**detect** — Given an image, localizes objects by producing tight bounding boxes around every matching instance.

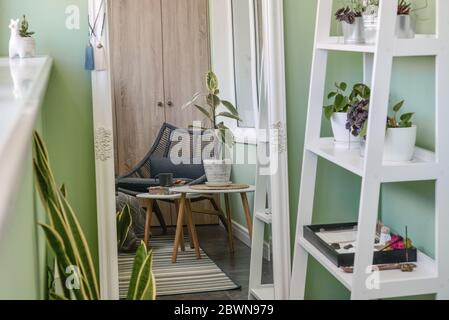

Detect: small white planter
[363,14,378,44]
[331,112,360,147]
[384,126,417,162]
[203,159,232,184]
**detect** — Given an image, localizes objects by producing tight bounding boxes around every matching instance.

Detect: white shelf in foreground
[298,237,439,299]
[249,285,274,300]
[306,138,439,183]
[317,35,441,56]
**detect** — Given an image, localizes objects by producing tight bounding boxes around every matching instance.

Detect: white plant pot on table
[331,112,360,148]
[384,126,417,162]
[203,159,232,185]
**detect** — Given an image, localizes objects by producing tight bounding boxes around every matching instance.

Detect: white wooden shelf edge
[298,237,440,299]
[306,138,439,182]
[317,35,440,56]
[249,285,275,300]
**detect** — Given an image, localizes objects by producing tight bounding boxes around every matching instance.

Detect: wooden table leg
[144,199,154,248]
[174,200,186,252]
[240,193,253,239]
[186,200,201,259]
[224,194,235,253]
[172,194,187,263]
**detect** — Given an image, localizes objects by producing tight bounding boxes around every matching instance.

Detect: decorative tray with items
[304,222,417,270]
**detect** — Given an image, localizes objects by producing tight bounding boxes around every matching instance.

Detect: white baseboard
[222,220,271,262]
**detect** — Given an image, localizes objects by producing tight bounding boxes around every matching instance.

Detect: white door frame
[89,0,289,300]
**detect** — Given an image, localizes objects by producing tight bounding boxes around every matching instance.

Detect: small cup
[158,173,174,187]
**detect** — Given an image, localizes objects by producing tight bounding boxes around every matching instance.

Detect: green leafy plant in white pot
[184,71,241,186]
[324,82,370,147]
[385,100,416,162]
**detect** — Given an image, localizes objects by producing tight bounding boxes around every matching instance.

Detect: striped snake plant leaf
[127,242,156,300]
[58,191,100,299]
[40,224,89,300]
[117,205,132,251]
[33,132,100,300]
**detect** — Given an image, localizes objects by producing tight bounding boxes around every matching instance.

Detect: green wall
[284,0,437,299]
[0,0,97,299]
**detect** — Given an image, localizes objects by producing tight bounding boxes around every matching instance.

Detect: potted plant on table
[385,100,416,162]
[184,71,241,186]
[335,1,365,44]
[8,15,36,58]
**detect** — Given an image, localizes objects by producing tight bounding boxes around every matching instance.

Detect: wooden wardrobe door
[161,0,218,226]
[109,0,166,176]
[161,0,211,128]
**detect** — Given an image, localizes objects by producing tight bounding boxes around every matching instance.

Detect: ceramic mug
[158,173,174,187]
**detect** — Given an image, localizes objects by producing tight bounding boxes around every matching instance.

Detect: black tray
[304,222,417,267]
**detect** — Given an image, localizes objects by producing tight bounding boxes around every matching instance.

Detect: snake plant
[117,205,132,251]
[33,132,155,300]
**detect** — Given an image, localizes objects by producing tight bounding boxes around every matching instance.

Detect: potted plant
[184,71,241,186]
[18,15,36,57]
[324,82,370,147]
[335,1,365,44]
[385,100,416,162]
[346,90,370,156]
[362,0,379,44]
[396,0,428,39]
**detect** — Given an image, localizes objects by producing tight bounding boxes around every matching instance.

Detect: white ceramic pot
[19,37,36,58]
[396,15,415,39]
[384,126,417,162]
[331,112,360,147]
[203,159,232,184]
[341,17,365,44]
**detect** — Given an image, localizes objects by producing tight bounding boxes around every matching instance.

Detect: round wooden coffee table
[137,192,202,263]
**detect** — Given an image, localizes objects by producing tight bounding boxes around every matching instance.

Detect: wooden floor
[157,225,273,300]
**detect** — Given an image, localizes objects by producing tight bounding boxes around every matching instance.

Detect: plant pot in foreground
[203,159,232,185]
[384,126,417,162]
[341,17,365,44]
[331,112,360,148]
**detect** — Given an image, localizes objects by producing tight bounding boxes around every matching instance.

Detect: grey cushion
[149,156,205,180]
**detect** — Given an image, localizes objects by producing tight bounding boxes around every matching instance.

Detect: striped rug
[118,235,240,298]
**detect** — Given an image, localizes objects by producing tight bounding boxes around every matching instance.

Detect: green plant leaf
[221,100,239,116]
[217,112,241,121]
[360,121,368,138]
[206,71,218,92]
[400,112,414,123]
[393,100,405,112]
[127,242,156,300]
[334,94,344,109]
[117,205,132,251]
[339,82,348,91]
[324,105,334,121]
[194,105,213,121]
[328,92,337,99]
[207,94,221,109]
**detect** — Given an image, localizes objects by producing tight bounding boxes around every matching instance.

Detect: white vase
[331,112,360,147]
[384,126,417,162]
[203,159,232,184]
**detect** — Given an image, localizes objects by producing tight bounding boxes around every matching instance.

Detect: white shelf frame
[290,0,449,300]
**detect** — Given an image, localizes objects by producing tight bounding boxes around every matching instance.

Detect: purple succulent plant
[346,99,369,137]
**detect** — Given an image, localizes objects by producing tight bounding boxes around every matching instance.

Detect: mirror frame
[88,0,290,300]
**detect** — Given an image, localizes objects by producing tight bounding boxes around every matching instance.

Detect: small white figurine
[9,17,36,59]
[379,226,392,246]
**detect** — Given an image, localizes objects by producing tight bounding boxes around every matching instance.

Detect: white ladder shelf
[290,0,449,300]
